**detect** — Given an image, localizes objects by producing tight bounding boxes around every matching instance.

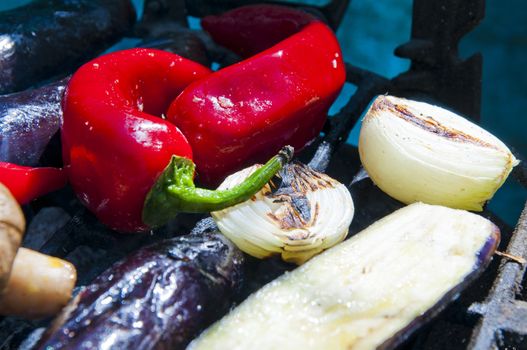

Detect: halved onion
[212,162,354,264]
[359,95,519,211]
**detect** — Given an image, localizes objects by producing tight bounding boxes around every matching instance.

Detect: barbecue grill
[1,0,526,349]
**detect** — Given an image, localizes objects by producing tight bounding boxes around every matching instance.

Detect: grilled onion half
[359,95,519,211]
[212,162,354,264]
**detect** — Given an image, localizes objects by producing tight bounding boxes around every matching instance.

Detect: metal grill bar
[468,201,527,349]
[501,301,527,334]
[4,0,527,349]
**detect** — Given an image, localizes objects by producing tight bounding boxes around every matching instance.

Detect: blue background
[2,0,526,225]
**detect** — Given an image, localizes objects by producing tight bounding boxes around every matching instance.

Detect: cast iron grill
[1,0,526,349]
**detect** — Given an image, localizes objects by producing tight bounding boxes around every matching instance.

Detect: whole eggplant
[0,0,135,94]
[0,78,67,166]
[34,231,244,350]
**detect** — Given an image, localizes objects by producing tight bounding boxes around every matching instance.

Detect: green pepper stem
[142,146,294,228]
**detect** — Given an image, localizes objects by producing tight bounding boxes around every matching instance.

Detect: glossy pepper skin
[201,4,317,58]
[0,162,67,204]
[62,49,211,233]
[62,49,292,233]
[168,12,345,186]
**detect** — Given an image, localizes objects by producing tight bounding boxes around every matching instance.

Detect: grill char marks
[264,162,336,230]
[373,96,498,150]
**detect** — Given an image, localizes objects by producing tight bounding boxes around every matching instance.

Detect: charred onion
[212,162,354,264]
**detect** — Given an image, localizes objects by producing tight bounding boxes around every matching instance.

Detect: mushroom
[0,183,77,319]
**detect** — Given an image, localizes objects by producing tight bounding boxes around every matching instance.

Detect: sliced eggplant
[188,203,499,350]
[34,231,244,350]
[0,0,135,94]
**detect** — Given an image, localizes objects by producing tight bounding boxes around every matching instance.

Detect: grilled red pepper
[0,162,67,204]
[62,48,293,232]
[201,4,318,58]
[63,6,344,232]
[168,5,345,185]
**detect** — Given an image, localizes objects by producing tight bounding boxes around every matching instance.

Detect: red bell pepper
[168,6,345,185]
[62,48,293,232]
[0,162,67,204]
[63,6,343,233]
[201,4,317,58]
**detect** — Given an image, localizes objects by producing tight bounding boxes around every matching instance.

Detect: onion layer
[212,162,354,264]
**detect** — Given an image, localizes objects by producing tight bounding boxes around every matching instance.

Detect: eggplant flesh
[0,78,67,165]
[0,0,135,94]
[188,203,499,350]
[34,232,244,350]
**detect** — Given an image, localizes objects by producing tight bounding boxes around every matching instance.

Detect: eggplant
[34,231,244,350]
[188,203,499,350]
[0,0,135,94]
[0,78,67,165]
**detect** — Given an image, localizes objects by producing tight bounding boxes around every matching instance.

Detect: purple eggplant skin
[0,78,68,166]
[378,229,500,350]
[0,0,135,94]
[34,231,244,350]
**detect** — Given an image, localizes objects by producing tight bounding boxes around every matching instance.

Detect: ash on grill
[1,1,526,350]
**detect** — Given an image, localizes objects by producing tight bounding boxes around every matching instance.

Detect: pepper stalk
[143,146,294,228]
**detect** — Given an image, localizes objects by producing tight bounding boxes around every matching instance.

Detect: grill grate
[468,202,527,349]
[2,0,527,349]
[186,1,527,348]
